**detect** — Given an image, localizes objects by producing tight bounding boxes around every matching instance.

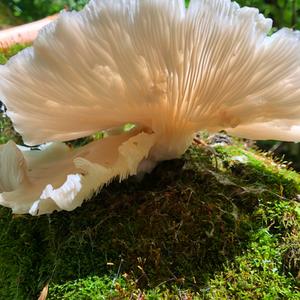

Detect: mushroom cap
[1,0,300,146]
[0,130,155,215]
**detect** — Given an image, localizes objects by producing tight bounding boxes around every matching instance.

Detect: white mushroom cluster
[1,0,300,215]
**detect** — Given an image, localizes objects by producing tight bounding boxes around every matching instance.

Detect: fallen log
[0,15,58,49]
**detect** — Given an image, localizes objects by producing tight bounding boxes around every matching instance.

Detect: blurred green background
[0,0,300,170]
[0,0,299,27]
[0,1,87,24]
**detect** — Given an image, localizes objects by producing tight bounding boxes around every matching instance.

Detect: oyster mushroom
[0,0,300,215]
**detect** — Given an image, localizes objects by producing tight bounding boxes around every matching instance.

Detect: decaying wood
[0,15,57,49]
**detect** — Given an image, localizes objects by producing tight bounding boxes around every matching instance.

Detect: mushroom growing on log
[0,0,300,215]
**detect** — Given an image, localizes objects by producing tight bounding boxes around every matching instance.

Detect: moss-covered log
[0,142,299,299]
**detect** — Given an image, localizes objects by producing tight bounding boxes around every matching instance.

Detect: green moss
[48,276,127,300]
[205,229,298,299]
[0,142,299,299]
[48,275,196,300]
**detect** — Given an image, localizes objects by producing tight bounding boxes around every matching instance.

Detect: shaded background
[1,0,300,27]
[0,0,300,169]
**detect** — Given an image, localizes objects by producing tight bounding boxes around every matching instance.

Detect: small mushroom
[0,0,300,215]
